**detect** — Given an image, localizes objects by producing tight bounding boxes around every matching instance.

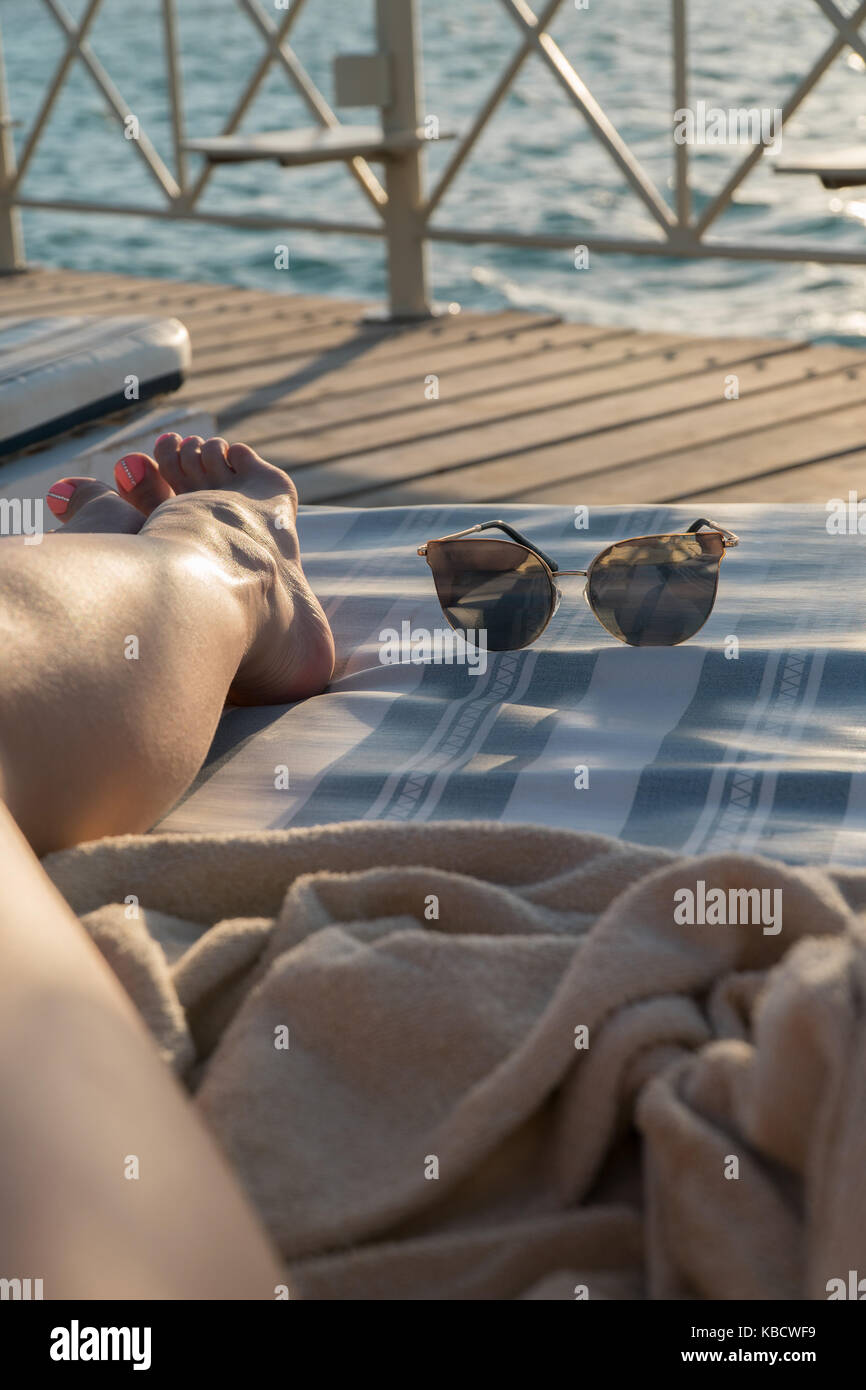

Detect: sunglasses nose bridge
[553,569,588,615]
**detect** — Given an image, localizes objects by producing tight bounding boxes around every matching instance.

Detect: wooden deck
[3,266,866,506]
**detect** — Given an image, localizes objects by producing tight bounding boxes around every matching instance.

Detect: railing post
[161,0,187,196]
[672,0,690,232]
[0,19,25,272]
[375,0,431,319]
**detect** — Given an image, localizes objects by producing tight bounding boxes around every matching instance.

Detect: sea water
[3,0,865,343]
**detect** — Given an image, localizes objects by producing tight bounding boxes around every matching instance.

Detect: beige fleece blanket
[44,820,866,1301]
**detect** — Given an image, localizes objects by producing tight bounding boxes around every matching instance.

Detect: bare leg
[0,435,334,854]
[0,799,286,1299]
[0,437,335,1297]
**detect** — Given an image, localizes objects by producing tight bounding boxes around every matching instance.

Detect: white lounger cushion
[0,402,216,508]
[0,315,191,455]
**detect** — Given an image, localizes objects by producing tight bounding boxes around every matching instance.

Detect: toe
[154,431,186,494]
[114,452,175,516]
[179,434,206,487]
[226,442,298,510]
[45,479,80,520]
[201,436,232,481]
[46,477,145,534]
[226,442,264,475]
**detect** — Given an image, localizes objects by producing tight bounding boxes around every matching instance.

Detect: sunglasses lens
[587,533,724,646]
[427,539,554,650]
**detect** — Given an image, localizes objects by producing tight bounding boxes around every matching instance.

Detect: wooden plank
[0,295,346,341]
[8,268,354,315]
[0,299,355,350]
[1,267,202,294]
[181,311,563,408]
[672,449,866,503]
[196,321,632,404]
[249,336,812,466]
[189,312,490,375]
[175,301,517,353]
[237,331,685,440]
[190,308,559,373]
[161,302,359,352]
[289,345,861,502]
[214,326,634,429]
[5,267,866,505]
[0,266,316,302]
[0,270,222,308]
[506,395,866,505]
[0,273,346,326]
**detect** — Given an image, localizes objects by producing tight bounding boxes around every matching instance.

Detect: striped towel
[158,503,866,867]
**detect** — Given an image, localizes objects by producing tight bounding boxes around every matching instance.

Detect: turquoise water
[3,0,866,343]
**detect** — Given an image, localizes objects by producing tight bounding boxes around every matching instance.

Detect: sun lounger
[774,145,866,188]
[0,312,214,503]
[0,314,192,456]
[159,502,866,869]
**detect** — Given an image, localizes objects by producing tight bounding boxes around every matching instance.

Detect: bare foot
[45,437,334,705]
[116,434,334,705]
[46,477,146,534]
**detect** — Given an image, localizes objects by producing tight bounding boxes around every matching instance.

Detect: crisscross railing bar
[812,0,866,69]
[161,0,186,191]
[500,0,676,231]
[237,0,387,211]
[12,0,103,189]
[186,0,308,207]
[4,1,866,294]
[695,0,866,237]
[27,0,181,200]
[425,0,563,219]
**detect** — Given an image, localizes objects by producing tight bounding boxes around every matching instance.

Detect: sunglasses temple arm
[687,517,740,548]
[472,520,560,572]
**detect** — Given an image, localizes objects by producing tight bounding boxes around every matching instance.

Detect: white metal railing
[1,0,866,319]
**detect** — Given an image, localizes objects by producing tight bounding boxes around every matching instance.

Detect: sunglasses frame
[418,517,740,649]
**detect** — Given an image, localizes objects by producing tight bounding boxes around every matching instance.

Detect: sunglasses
[418,517,740,650]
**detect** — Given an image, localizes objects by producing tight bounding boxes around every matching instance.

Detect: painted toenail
[45,480,77,516]
[154,433,175,449]
[114,455,148,492]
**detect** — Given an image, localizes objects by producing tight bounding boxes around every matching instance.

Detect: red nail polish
[45,480,77,517]
[115,455,147,492]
